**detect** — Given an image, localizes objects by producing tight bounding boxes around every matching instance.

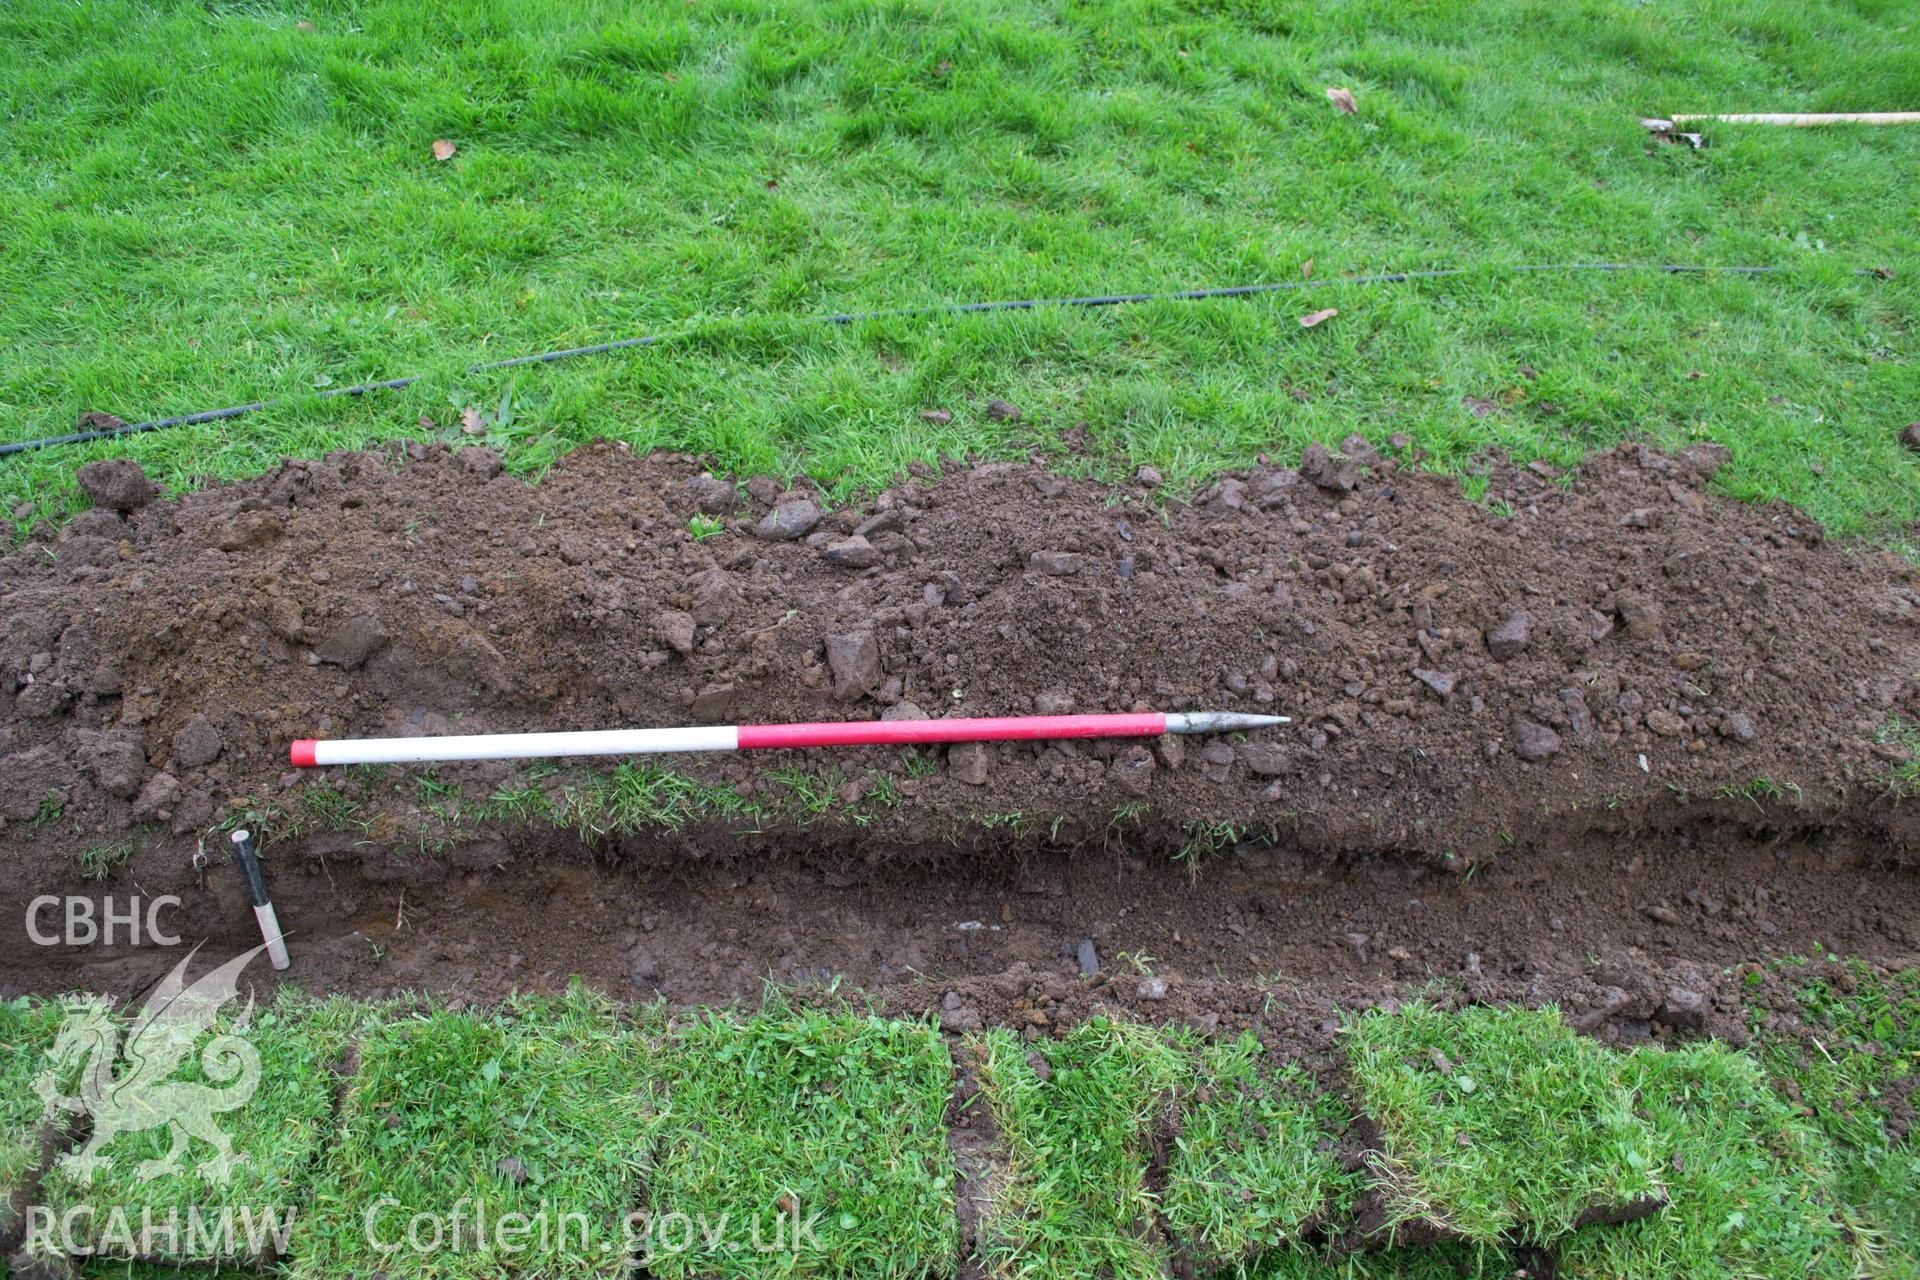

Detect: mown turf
[972,1019,1188,1280]
[2,0,1917,537]
[3,989,1915,1280]
[642,1001,957,1278]
[1741,958,1920,1277]
[32,992,361,1268]
[1162,1033,1357,1268]
[290,989,656,1280]
[0,998,72,1243]
[1555,1042,1851,1280]
[1342,1002,1664,1249]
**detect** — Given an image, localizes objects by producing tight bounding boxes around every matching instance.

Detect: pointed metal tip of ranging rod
[1164,711,1290,735]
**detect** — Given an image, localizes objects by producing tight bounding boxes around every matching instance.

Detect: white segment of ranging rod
[300,725,740,766]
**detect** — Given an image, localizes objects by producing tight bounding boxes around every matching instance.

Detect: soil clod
[75,457,157,512]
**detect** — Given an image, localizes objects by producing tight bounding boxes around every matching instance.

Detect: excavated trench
[6,817,1915,1051]
[3,436,1919,1034]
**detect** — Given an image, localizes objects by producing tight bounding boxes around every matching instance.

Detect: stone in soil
[1486,611,1532,661]
[823,536,882,568]
[654,610,697,656]
[1298,441,1361,491]
[949,742,990,785]
[1512,719,1561,762]
[683,475,739,514]
[825,631,882,701]
[1028,551,1082,576]
[754,499,821,541]
[313,614,390,669]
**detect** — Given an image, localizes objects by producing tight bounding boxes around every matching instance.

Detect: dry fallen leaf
[1298,308,1338,328]
[431,139,456,162]
[295,20,315,31]
[460,406,486,435]
[1301,258,1314,279]
[1326,86,1357,115]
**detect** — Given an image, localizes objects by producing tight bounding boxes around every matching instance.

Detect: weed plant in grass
[1162,1033,1358,1268]
[33,992,364,1268]
[291,988,656,1280]
[973,1018,1188,1280]
[642,1000,957,1280]
[1554,1041,1852,1280]
[1,0,1917,536]
[1342,1002,1663,1249]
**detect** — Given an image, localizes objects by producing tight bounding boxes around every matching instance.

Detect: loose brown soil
[2,437,1918,1033]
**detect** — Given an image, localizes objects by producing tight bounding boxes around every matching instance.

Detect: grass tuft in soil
[1342,1002,1663,1249]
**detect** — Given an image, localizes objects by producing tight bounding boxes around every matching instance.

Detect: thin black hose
[0,261,1819,458]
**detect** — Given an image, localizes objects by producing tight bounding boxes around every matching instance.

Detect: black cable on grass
[0,260,1817,458]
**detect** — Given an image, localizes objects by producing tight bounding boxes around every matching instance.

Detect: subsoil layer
[2,436,1918,1024]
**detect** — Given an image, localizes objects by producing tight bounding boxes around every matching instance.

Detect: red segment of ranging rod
[737,712,1169,749]
[289,711,1285,768]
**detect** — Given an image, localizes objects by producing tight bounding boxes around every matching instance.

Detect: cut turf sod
[1553,1041,1851,1280]
[0,997,84,1256]
[288,988,656,1280]
[1739,958,1920,1277]
[1245,1241,1518,1279]
[970,1018,1188,1280]
[29,991,362,1269]
[641,999,957,1279]
[1341,1002,1664,1250]
[1161,1033,1358,1271]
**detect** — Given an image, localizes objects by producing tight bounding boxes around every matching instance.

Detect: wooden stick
[1647,112,1920,129]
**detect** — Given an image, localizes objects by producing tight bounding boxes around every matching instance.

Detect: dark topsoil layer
[2,436,1919,1018]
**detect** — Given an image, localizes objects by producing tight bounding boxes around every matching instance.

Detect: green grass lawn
[2,0,1917,535]
[1740,959,1920,1277]
[1162,1033,1357,1268]
[1555,1042,1852,1280]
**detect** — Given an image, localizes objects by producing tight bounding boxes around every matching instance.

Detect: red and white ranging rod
[290,711,1287,768]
